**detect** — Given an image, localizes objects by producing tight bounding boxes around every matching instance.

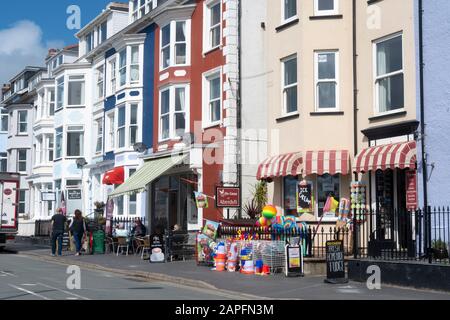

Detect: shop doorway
[168,191,178,230]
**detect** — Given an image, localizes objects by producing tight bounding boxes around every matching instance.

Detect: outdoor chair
[165,231,195,262]
[105,236,118,254]
[135,236,151,260]
[116,237,130,256]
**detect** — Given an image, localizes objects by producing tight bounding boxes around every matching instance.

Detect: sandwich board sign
[285,239,304,277]
[324,240,348,284]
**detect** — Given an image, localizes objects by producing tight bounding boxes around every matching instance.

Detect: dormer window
[132,0,154,22]
[86,31,94,52]
[99,22,107,44]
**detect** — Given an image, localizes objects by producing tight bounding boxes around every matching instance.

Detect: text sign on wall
[41,192,56,202]
[67,189,82,200]
[215,187,240,208]
[325,240,348,284]
[297,182,312,212]
[406,170,417,210]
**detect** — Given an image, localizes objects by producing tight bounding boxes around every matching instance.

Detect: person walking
[51,208,67,256]
[69,209,87,256]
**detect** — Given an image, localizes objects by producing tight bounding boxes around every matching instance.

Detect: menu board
[325,240,348,284]
[406,170,418,210]
[297,182,313,213]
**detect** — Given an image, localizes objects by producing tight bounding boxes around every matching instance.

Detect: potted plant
[94,201,106,221]
[432,239,449,260]
[243,198,261,219]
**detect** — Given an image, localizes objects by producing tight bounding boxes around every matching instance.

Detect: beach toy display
[227,242,239,272]
[262,205,277,219]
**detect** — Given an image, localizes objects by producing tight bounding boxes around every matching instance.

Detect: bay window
[18,110,28,133]
[283,0,297,22]
[315,51,339,110]
[119,49,127,86]
[130,46,140,83]
[129,104,138,146]
[159,85,188,141]
[282,55,298,114]
[55,127,63,159]
[314,0,339,16]
[160,20,190,69]
[109,59,117,94]
[95,118,103,154]
[96,65,104,100]
[0,153,7,172]
[48,89,55,116]
[205,0,221,51]
[117,106,126,148]
[86,32,94,53]
[18,149,27,172]
[68,75,85,107]
[66,126,84,157]
[56,77,64,110]
[1,110,8,132]
[46,134,54,162]
[107,112,115,151]
[375,34,404,113]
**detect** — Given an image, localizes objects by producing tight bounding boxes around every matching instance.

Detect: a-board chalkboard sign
[285,243,304,277]
[297,183,312,212]
[324,240,348,284]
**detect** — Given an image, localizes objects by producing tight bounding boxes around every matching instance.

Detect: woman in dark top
[69,209,86,256]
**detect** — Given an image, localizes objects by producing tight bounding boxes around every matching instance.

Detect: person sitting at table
[131,218,147,237]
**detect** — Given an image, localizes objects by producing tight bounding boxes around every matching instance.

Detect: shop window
[283,176,298,215]
[317,174,340,218]
[129,169,137,215]
[375,34,404,113]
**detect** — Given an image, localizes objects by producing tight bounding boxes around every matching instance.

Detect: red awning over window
[102,166,125,185]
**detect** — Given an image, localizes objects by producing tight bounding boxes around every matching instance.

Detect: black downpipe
[352,0,358,179]
[418,0,430,261]
[237,0,242,219]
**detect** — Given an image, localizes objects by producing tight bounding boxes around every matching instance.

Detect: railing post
[353,209,359,259]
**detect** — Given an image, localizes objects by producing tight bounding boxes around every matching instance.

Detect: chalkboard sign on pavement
[324,240,348,284]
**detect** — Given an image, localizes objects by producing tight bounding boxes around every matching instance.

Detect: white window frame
[158,84,190,142]
[47,88,55,116]
[46,134,54,163]
[17,149,27,173]
[55,127,63,160]
[56,76,64,110]
[281,0,298,23]
[0,152,7,172]
[314,50,339,112]
[281,54,298,115]
[95,118,103,155]
[67,75,85,108]
[96,65,105,101]
[373,32,404,116]
[0,111,8,133]
[129,104,139,146]
[314,0,339,16]
[160,20,191,70]
[203,0,222,54]
[108,57,117,95]
[17,110,28,134]
[130,46,140,84]
[66,125,84,158]
[118,48,127,88]
[202,68,222,128]
[106,111,115,152]
[117,105,126,149]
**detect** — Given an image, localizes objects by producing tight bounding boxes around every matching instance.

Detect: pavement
[3,240,450,300]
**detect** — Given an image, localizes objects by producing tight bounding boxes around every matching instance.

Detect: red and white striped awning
[353,141,417,173]
[304,150,350,176]
[256,152,303,180]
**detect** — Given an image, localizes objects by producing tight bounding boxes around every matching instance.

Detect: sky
[0,0,114,85]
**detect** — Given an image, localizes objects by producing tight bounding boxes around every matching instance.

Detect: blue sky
[0,0,114,85]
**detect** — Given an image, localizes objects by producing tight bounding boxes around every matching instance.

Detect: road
[0,253,248,300]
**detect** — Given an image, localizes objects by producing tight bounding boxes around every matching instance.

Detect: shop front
[257,150,351,222]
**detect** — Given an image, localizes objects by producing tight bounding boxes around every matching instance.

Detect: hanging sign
[405,170,417,210]
[41,192,56,202]
[297,181,313,213]
[324,240,348,284]
[194,192,209,209]
[285,243,304,277]
[215,187,240,208]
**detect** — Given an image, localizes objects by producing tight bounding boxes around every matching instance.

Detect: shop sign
[67,189,82,200]
[215,187,240,208]
[41,192,56,202]
[324,240,348,284]
[406,171,417,210]
[285,242,304,277]
[297,182,313,213]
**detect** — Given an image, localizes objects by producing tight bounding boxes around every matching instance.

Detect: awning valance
[102,166,125,185]
[304,150,350,176]
[108,154,188,198]
[256,152,303,180]
[353,141,417,173]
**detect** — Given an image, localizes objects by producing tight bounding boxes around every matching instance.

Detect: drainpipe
[237,0,243,219]
[418,0,430,261]
[352,0,358,182]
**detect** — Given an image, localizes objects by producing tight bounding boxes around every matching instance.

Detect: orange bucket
[215,258,226,271]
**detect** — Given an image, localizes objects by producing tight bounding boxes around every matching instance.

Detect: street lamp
[76,157,88,169]
[75,157,88,215]
[133,142,147,153]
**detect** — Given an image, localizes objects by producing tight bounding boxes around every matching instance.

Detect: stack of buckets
[214,243,227,272]
[227,242,238,272]
[240,247,254,274]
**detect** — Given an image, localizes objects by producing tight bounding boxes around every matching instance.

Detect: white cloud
[0,20,65,85]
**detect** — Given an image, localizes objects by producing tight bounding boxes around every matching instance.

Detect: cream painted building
[258,0,419,225]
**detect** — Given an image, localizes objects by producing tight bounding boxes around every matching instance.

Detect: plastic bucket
[215,258,226,271]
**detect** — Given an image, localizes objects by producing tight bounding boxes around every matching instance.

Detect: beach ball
[262,205,277,219]
[259,216,268,227]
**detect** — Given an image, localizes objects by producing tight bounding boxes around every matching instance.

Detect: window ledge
[309,15,343,20]
[275,18,299,32]
[369,110,407,122]
[310,111,344,116]
[276,112,300,123]
[367,0,383,5]
[202,121,222,130]
[203,45,222,57]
